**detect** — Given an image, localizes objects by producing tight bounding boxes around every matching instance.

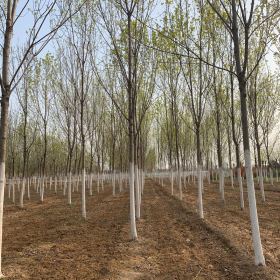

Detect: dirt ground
[1,177,280,279]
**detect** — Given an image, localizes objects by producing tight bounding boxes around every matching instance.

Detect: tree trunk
[68,172,72,205]
[128,13,137,240]
[230,70,244,208]
[0,38,11,275]
[0,87,10,274]
[196,128,204,218]
[238,77,265,265]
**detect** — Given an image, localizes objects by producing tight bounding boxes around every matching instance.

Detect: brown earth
[1,178,280,279]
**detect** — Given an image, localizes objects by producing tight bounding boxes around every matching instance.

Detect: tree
[98,0,156,239]
[16,61,38,207]
[206,0,279,266]
[0,1,87,275]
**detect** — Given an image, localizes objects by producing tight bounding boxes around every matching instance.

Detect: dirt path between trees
[2,179,280,279]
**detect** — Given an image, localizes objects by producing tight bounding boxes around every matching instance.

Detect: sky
[13,1,57,56]
[9,1,59,111]
[12,1,278,67]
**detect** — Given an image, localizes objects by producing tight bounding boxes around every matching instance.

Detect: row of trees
[1,0,280,274]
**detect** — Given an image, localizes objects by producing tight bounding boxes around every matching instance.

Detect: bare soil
[2,178,280,279]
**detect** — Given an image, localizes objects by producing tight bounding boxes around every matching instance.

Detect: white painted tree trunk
[20,179,25,207]
[49,177,52,190]
[112,171,116,196]
[27,178,30,200]
[0,163,5,277]
[259,167,265,202]
[129,163,137,239]
[63,177,67,196]
[244,150,265,265]
[68,172,72,205]
[97,172,100,193]
[54,176,57,194]
[276,168,279,182]
[197,165,204,219]
[40,177,44,202]
[171,170,174,195]
[201,172,204,194]
[12,178,15,204]
[135,165,140,219]
[230,169,234,188]
[237,167,244,210]
[89,174,93,196]
[219,167,225,202]
[141,171,145,194]
[139,169,142,206]
[219,170,221,192]
[81,169,86,219]
[178,168,182,200]
[101,173,104,191]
